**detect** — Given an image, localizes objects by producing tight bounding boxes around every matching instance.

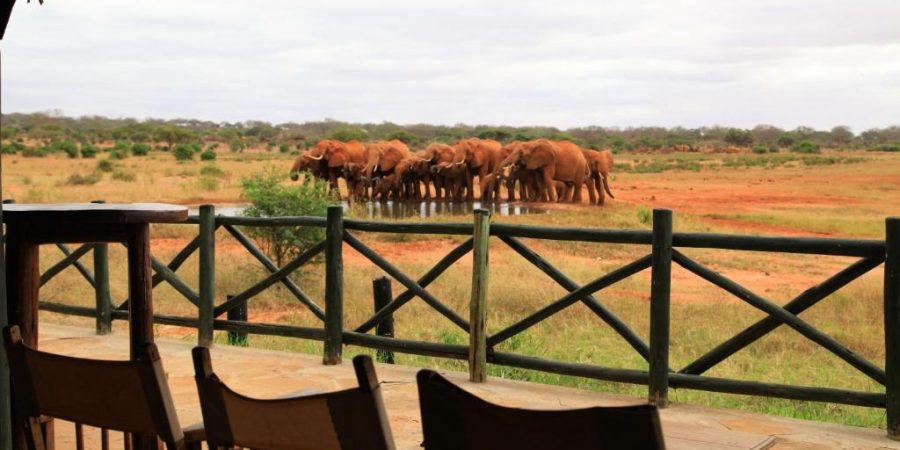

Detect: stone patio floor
[32,324,900,450]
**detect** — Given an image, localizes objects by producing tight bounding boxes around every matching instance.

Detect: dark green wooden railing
[26,203,900,438]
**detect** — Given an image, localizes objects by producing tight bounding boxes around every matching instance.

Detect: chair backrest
[417,369,666,450]
[2,325,185,450]
[192,347,395,450]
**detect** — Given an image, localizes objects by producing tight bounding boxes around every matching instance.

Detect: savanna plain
[7,147,900,429]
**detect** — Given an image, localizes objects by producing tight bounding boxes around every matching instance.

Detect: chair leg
[101,428,110,450]
[75,423,84,450]
[25,417,46,450]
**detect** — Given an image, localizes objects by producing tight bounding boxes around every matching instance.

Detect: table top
[2,203,189,224]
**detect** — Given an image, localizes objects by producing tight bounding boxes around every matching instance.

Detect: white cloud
[1,0,898,130]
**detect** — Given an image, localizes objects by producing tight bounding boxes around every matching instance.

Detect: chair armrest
[183,422,206,447]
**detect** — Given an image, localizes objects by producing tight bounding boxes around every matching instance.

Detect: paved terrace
[35,324,899,450]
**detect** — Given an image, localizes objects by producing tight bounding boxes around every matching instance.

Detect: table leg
[126,224,157,450]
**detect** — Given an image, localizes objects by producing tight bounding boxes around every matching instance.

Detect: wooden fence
[27,203,900,438]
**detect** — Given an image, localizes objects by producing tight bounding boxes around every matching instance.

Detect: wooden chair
[192,347,396,450]
[416,369,666,450]
[2,325,202,450]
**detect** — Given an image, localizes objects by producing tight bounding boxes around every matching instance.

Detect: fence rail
[24,203,900,438]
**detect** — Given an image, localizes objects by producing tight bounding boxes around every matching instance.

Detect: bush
[111,170,136,182]
[2,141,27,154]
[279,144,291,154]
[131,143,150,156]
[200,150,217,161]
[109,150,128,160]
[173,144,194,161]
[81,144,98,158]
[229,139,245,152]
[240,167,335,265]
[97,159,115,172]
[871,143,900,152]
[206,143,220,152]
[66,171,102,185]
[22,147,48,158]
[200,165,226,177]
[752,145,768,154]
[58,140,79,158]
[790,140,820,154]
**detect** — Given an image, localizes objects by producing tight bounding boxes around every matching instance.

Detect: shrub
[111,170,136,182]
[22,147,48,158]
[790,140,820,154]
[66,171,102,185]
[636,205,652,225]
[200,165,226,177]
[229,139,245,152]
[109,150,128,160]
[266,142,276,152]
[97,159,115,172]
[752,145,768,154]
[58,140,79,158]
[206,143,220,152]
[279,144,291,154]
[173,144,194,161]
[200,150,217,161]
[871,143,900,152]
[131,143,150,156]
[240,167,335,265]
[81,144,98,158]
[2,141,27,154]
[190,143,202,153]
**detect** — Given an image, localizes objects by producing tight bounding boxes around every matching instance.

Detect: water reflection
[190,201,545,219]
[353,201,546,219]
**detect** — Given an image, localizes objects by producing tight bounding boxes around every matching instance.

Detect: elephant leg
[596,175,605,206]
[572,179,583,203]
[586,176,597,204]
[543,169,557,203]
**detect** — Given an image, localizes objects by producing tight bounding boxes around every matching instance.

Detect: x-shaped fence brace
[342,230,473,333]
[673,250,887,385]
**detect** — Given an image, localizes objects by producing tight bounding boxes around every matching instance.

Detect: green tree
[240,167,335,265]
[723,128,753,146]
[330,126,368,142]
[830,126,854,146]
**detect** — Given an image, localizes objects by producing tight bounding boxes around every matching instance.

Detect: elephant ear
[525,143,554,170]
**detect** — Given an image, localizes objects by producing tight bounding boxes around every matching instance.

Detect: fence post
[372,277,395,364]
[324,205,344,365]
[885,217,900,439]
[469,208,491,382]
[198,205,215,347]
[225,294,249,346]
[91,201,112,335]
[649,209,673,407]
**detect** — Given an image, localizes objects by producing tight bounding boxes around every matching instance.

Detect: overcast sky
[2,0,899,131]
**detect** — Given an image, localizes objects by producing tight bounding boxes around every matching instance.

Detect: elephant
[581,148,616,205]
[498,139,587,203]
[341,162,368,201]
[289,150,328,182]
[363,140,411,184]
[451,138,503,202]
[431,161,469,202]
[302,139,367,193]
[419,143,456,200]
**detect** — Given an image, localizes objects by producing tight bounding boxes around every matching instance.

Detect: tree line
[2,112,899,157]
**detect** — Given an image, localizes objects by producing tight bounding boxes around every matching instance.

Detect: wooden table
[2,203,188,450]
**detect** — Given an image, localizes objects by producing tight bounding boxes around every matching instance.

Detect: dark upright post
[226,294,249,346]
[886,217,900,439]
[126,223,156,450]
[324,205,344,365]
[372,277,395,364]
[198,205,215,347]
[91,201,111,335]
[470,209,490,382]
[649,209,672,407]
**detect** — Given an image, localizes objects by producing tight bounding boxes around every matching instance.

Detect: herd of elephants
[289,138,615,205]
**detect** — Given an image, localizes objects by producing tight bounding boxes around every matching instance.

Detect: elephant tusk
[423,155,433,162]
[305,153,324,160]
